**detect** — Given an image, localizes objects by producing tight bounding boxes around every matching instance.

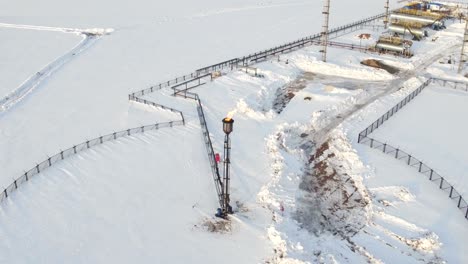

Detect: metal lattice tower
[321,0,331,62]
[384,0,390,29]
[458,19,468,74]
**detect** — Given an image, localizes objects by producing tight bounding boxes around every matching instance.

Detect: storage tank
[389,25,427,38]
[390,13,444,26]
[376,42,407,53]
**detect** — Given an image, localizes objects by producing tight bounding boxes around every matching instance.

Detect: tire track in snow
[0,23,113,114]
[0,22,109,35]
[191,1,310,19]
[0,35,97,112]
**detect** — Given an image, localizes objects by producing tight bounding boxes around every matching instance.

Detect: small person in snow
[279,202,284,216]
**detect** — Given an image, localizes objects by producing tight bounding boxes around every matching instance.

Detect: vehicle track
[0,23,111,114]
[313,42,462,145]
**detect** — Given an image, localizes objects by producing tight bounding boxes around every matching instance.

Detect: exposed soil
[295,139,370,237]
[272,72,315,114]
[361,59,400,74]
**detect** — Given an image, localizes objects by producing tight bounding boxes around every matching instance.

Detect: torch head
[222,117,234,134]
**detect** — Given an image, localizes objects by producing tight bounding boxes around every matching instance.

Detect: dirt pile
[361,59,400,74]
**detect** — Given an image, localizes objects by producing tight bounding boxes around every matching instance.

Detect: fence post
[36,164,40,173]
[113,132,117,139]
[449,186,454,198]
[418,162,422,172]
[141,126,144,132]
[4,189,7,198]
[439,178,444,189]
[48,157,51,166]
[407,155,411,165]
[14,180,17,189]
[100,136,103,144]
[383,143,387,153]
[25,172,28,181]
[86,141,90,148]
[465,208,468,219]
[74,145,77,154]
[127,129,130,136]
[429,169,433,180]
[370,138,374,148]
[60,151,64,160]
[395,149,399,158]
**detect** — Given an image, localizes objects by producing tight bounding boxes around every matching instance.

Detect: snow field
[340,78,468,263]
[0,124,271,263]
[1,1,467,263]
[0,0,392,198]
[0,27,81,99]
[371,84,468,197]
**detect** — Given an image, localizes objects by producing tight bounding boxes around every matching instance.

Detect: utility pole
[458,19,468,74]
[384,0,390,29]
[321,0,331,62]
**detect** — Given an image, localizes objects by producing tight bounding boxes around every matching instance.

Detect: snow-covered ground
[1,0,468,263]
[371,84,468,197]
[0,125,271,263]
[0,27,81,99]
[0,0,390,186]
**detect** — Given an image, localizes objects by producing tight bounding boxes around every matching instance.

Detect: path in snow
[313,42,462,145]
[0,23,112,114]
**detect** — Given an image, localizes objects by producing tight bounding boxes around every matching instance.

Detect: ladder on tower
[321,0,331,62]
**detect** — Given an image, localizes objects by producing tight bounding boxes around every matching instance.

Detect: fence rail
[357,78,468,220]
[0,120,184,204]
[172,73,212,96]
[241,12,385,64]
[431,77,468,92]
[172,84,224,207]
[0,10,394,209]
[136,11,388,95]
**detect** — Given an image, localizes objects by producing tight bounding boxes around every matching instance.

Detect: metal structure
[321,0,331,62]
[390,12,444,26]
[458,19,468,73]
[221,117,234,216]
[389,24,426,39]
[384,0,390,29]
